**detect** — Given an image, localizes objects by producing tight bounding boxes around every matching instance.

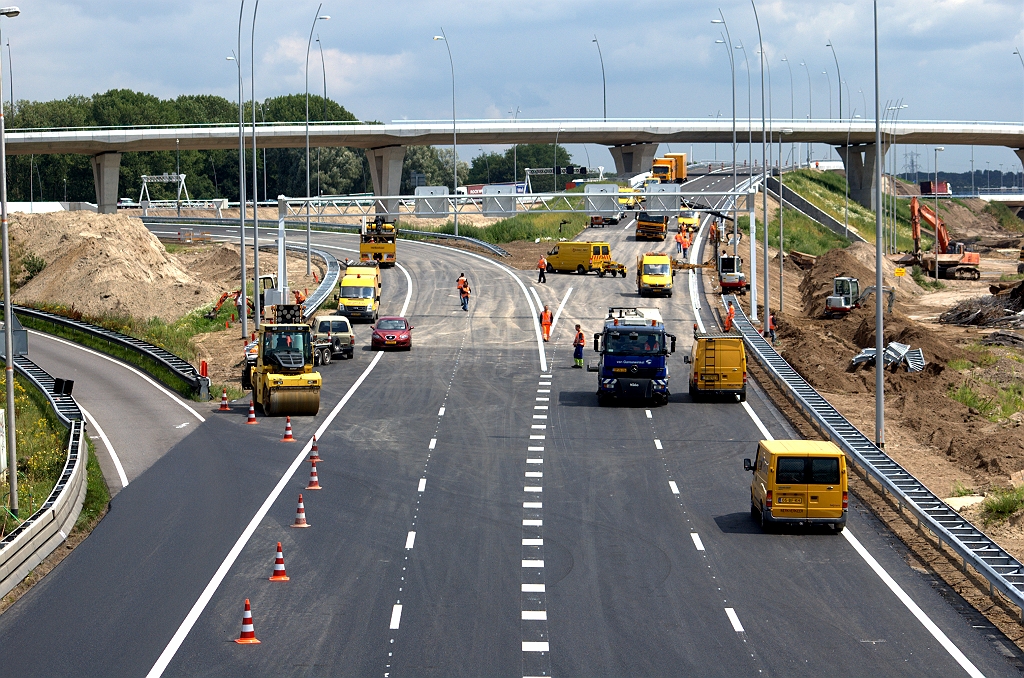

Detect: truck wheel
[547,263,554,273]
[577,265,586,275]
[738,387,747,403]
[750,501,761,526]
[313,350,321,367]
[598,270,606,278]
[597,393,609,407]
[321,348,331,365]
[620,269,627,278]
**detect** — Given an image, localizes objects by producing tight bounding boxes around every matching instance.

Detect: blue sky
[7,0,1024,176]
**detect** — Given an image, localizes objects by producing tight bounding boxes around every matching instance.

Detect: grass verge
[983,201,1024,234]
[949,380,1024,422]
[950,480,977,497]
[408,211,588,243]
[737,207,850,257]
[982,486,1024,524]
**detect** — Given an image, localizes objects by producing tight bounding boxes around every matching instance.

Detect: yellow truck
[635,212,668,241]
[744,440,848,532]
[683,330,747,401]
[336,269,380,322]
[636,252,674,297]
[678,209,700,234]
[360,216,397,266]
[650,153,688,184]
[545,241,626,277]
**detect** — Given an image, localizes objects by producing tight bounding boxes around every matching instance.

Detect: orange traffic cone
[306,460,322,490]
[219,388,230,411]
[268,542,290,581]
[246,400,258,425]
[309,435,321,463]
[291,493,310,528]
[281,416,295,442]
[234,599,261,644]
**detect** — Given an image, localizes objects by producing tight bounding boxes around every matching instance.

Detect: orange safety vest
[538,258,547,270]
[574,331,585,347]
[674,233,683,244]
[768,314,776,330]
[540,310,553,326]
[682,236,691,248]
[727,306,736,321]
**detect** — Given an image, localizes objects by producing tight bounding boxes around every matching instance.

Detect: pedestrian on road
[540,305,553,341]
[766,310,777,346]
[681,233,691,259]
[674,231,684,254]
[572,324,586,368]
[724,301,736,332]
[537,256,547,284]
[457,274,471,312]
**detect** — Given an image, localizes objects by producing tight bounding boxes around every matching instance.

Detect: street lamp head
[433,35,445,41]
[715,39,725,44]
[936,147,945,152]
[318,15,330,20]
[711,19,724,24]
[0,7,19,17]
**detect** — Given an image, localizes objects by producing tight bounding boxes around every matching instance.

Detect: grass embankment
[408,211,588,244]
[947,345,1024,423]
[20,301,239,400]
[736,207,850,257]
[983,201,1024,233]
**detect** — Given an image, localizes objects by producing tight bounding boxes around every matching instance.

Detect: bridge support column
[365,146,406,222]
[835,143,887,211]
[608,143,659,176]
[90,152,122,214]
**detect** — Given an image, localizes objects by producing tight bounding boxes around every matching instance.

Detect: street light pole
[434,30,458,236]
[0,6,19,518]
[232,2,247,342]
[1013,48,1024,125]
[845,112,860,239]
[826,40,842,125]
[509,106,520,184]
[737,42,752,185]
[305,5,329,276]
[250,0,261,330]
[712,11,737,220]
[751,0,766,322]
[592,35,606,121]
[800,60,812,165]
[822,69,832,159]
[934,146,944,281]
[873,0,884,449]
[316,35,327,205]
[782,55,795,168]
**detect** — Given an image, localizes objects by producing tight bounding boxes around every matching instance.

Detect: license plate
[777,496,803,504]
[702,374,719,381]
[386,340,397,345]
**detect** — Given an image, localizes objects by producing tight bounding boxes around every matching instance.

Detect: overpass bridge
[7,117,1023,214]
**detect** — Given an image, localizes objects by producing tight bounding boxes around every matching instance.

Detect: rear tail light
[842,491,848,509]
[350,336,355,345]
[765,490,773,508]
[743,371,748,384]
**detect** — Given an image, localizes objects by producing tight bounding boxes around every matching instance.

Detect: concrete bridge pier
[364,146,406,222]
[91,152,123,214]
[608,143,659,176]
[835,143,887,211]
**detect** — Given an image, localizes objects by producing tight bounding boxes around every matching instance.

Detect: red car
[371,316,414,350]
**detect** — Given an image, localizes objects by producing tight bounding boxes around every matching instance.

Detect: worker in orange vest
[537,256,547,284]
[457,273,471,311]
[572,324,586,368]
[674,231,684,254]
[766,310,777,346]
[540,305,553,341]
[724,301,736,332]
[681,232,691,259]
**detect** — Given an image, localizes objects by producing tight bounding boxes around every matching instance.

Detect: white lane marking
[534,405,548,410]
[528,446,544,451]
[549,286,573,335]
[80,405,129,488]
[539,381,551,386]
[527,458,543,464]
[428,438,436,450]
[522,560,545,567]
[390,604,403,630]
[29,331,205,423]
[522,583,545,592]
[523,502,542,509]
[530,286,544,312]
[540,374,551,378]
[438,406,445,416]
[146,349,392,678]
[530,434,545,439]
[724,608,744,633]
[523,641,550,652]
[417,478,427,492]
[525,471,543,478]
[536,397,549,402]
[742,401,774,440]
[522,610,548,620]
[691,533,706,551]
[523,519,543,526]
[533,415,548,420]
[524,486,543,493]
[405,531,416,549]
[645,409,652,419]
[842,529,985,678]
[531,425,546,430]
[523,538,543,545]
[654,439,663,450]
[669,480,680,495]
[537,389,550,394]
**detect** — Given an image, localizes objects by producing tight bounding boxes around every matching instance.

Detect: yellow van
[546,241,614,275]
[744,440,848,532]
[344,263,381,295]
[636,252,673,297]
[684,331,747,401]
[337,273,379,323]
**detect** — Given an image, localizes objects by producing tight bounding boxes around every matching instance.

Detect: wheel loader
[245,313,322,416]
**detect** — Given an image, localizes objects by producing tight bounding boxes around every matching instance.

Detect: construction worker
[724,301,736,332]
[457,273,471,312]
[537,256,547,284]
[681,232,691,259]
[572,324,586,368]
[766,310,777,346]
[674,230,684,254]
[540,305,553,342]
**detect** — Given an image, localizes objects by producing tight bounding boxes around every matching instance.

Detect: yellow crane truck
[243,304,322,416]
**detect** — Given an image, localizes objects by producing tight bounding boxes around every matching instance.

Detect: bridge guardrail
[0,357,87,600]
[724,293,1024,615]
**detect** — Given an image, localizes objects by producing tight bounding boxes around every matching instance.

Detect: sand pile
[9,211,218,322]
[799,244,922,318]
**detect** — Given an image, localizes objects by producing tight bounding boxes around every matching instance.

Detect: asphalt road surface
[0,171,1020,677]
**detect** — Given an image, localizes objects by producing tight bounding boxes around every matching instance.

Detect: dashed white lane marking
[645,409,652,418]
[522,611,548,620]
[741,401,773,440]
[525,486,543,493]
[527,459,543,464]
[428,438,436,450]
[522,583,545,592]
[691,533,706,551]
[669,480,680,495]
[654,439,663,450]
[536,397,549,402]
[438,406,445,416]
[390,604,403,630]
[528,446,544,451]
[533,415,548,420]
[531,425,546,430]
[537,389,550,394]
[523,519,543,526]
[526,471,543,478]
[534,405,548,410]
[405,531,416,549]
[539,381,551,386]
[417,478,427,492]
[522,559,545,567]
[523,642,550,652]
[530,434,545,439]
[724,608,744,633]
[523,503,542,510]
[523,538,543,545]
[80,405,129,488]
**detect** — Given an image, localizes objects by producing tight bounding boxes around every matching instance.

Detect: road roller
[247,323,322,416]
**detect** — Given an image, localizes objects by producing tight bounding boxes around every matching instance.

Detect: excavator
[824,277,895,318]
[908,196,981,280]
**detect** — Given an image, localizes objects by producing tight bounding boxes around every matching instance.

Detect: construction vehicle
[636,212,669,241]
[360,216,397,266]
[824,277,895,318]
[650,153,688,184]
[684,326,747,402]
[244,304,322,416]
[636,252,674,297]
[545,241,627,277]
[908,196,981,280]
[718,255,750,294]
[618,187,643,210]
[588,307,676,406]
[678,209,700,234]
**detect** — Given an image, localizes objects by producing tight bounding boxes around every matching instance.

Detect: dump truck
[636,212,669,241]
[650,153,688,184]
[244,304,322,416]
[907,196,980,279]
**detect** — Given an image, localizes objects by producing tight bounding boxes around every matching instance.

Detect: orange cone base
[290,523,310,528]
[305,483,321,491]
[235,638,261,644]
[281,436,296,442]
[269,574,290,581]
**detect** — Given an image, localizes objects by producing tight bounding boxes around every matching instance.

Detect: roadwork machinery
[907,196,981,280]
[824,277,895,318]
[243,304,322,416]
[361,215,397,266]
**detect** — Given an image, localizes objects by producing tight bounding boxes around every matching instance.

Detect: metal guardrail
[724,294,1024,615]
[401,230,510,257]
[0,357,87,600]
[256,244,340,321]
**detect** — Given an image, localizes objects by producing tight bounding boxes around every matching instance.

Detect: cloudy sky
[7,0,1024,176]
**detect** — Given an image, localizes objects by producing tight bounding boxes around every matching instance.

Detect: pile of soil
[798,243,917,318]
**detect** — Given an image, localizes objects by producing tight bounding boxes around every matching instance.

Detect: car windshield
[681,210,696,220]
[263,330,312,364]
[604,330,663,354]
[644,264,670,276]
[331,320,348,332]
[341,286,373,298]
[377,319,407,331]
[317,321,331,333]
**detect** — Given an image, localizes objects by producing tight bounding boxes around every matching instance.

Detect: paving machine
[244,304,322,416]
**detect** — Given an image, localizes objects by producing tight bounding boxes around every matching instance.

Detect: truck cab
[825,276,860,317]
[589,307,676,406]
[636,212,668,241]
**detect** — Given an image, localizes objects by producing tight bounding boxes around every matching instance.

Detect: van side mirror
[683,355,690,364]
[743,458,753,472]
[593,334,600,352]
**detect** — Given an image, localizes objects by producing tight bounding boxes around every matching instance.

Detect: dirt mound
[800,244,924,317]
[10,211,217,322]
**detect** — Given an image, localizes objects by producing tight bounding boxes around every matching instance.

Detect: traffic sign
[894,267,906,277]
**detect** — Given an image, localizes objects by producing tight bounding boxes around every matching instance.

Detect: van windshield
[341,286,373,298]
[644,263,670,276]
[604,331,663,354]
[775,457,840,484]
